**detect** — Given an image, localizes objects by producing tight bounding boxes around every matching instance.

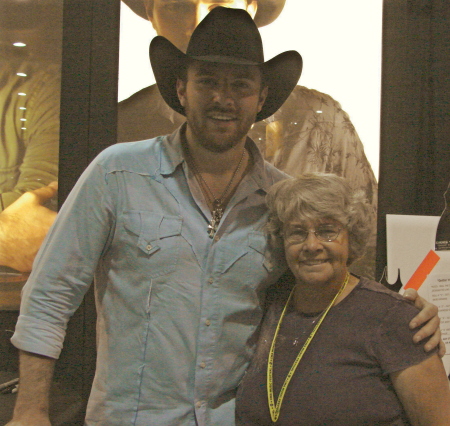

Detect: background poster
[118,0,383,178]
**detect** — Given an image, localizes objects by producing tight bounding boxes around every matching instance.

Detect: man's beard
[184,103,257,153]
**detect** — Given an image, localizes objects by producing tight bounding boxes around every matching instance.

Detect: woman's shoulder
[358,276,408,299]
[350,276,419,316]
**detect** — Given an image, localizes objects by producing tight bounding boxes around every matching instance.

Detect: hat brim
[150,35,302,122]
[122,0,286,28]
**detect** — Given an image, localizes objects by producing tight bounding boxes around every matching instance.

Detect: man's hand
[403,288,445,357]
[0,182,58,272]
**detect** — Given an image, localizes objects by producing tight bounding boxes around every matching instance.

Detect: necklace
[267,272,350,423]
[186,144,246,238]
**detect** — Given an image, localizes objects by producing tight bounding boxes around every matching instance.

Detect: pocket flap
[123,211,182,255]
[159,216,183,239]
[248,231,266,255]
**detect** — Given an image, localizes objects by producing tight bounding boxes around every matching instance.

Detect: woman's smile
[284,219,349,287]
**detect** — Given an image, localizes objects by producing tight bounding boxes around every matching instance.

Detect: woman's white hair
[266,173,373,265]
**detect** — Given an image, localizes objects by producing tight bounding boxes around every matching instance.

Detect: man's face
[147,0,257,52]
[177,60,267,153]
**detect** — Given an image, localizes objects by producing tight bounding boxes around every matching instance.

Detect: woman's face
[283,219,349,288]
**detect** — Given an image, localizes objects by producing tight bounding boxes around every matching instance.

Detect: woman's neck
[292,273,358,314]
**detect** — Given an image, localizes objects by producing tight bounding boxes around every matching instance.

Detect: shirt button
[146,244,152,251]
[205,319,211,326]
[199,362,206,368]
[208,278,213,285]
[196,401,203,408]
[214,235,220,242]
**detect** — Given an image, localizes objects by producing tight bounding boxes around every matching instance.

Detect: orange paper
[404,250,440,291]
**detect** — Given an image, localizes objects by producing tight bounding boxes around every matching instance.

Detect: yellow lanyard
[267,273,350,423]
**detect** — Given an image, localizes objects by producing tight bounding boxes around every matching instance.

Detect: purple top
[236,276,436,425]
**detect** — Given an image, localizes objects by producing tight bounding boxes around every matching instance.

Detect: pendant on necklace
[208,202,224,238]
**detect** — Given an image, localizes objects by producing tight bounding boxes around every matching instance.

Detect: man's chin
[199,130,246,153]
[202,140,240,154]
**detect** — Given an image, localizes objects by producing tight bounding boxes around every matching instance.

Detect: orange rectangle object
[404,250,440,290]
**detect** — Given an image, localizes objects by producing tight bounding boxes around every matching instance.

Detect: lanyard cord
[267,272,350,423]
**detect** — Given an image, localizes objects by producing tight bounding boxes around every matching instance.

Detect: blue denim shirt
[12,126,288,425]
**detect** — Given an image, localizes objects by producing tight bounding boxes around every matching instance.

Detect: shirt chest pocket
[248,231,277,274]
[122,210,182,278]
[221,231,285,286]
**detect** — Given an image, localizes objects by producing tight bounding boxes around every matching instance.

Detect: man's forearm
[0,214,18,268]
[7,350,55,425]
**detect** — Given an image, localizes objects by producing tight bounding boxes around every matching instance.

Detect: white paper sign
[386,215,450,375]
[427,273,450,375]
[386,215,440,285]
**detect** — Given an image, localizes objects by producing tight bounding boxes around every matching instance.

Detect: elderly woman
[236,174,450,425]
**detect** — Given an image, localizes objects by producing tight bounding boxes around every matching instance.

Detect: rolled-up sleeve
[11,152,116,359]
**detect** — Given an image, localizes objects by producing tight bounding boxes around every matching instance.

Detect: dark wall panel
[56,0,120,422]
[377,0,450,279]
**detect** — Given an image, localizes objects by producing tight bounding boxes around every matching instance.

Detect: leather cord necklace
[267,272,350,422]
[185,144,247,238]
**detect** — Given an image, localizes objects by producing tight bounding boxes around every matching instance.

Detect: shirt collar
[159,124,186,176]
[159,123,277,193]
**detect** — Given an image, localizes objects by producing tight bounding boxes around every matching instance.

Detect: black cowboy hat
[149,6,302,122]
[122,0,286,28]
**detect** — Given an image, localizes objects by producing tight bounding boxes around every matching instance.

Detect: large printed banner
[118,0,383,178]
[0,1,62,310]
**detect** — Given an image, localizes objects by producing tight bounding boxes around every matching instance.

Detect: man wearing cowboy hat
[6,7,440,426]
[118,0,378,279]
[7,8,301,426]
